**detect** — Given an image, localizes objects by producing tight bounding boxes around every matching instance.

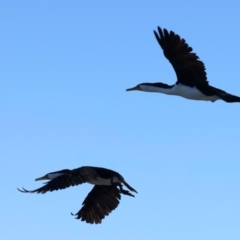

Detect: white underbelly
[171,84,219,101]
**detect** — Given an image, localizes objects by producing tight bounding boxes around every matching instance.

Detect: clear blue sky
[1,1,240,240]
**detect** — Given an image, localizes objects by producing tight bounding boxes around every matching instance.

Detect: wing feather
[72,185,121,224]
[154,27,208,86]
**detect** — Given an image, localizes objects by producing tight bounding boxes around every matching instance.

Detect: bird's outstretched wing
[71,185,122,224]
[17,167,98,194]
[154,27,208,86]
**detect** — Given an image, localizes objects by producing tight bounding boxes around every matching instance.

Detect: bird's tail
[218,93,240,103]
[208,85,240,103]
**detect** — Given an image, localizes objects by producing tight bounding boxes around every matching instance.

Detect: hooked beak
[126,85,141,91]
[35,174,50,181]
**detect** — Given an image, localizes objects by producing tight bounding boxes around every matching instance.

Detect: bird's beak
[35,174,50,181]
[126,85,141,91]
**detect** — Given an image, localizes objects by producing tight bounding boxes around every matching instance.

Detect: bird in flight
[18,166,137,224]
[126,26,240,103]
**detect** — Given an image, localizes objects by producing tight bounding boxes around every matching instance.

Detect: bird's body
[138,83,219,101]
[18,166,137,224]
[126,27,240,103]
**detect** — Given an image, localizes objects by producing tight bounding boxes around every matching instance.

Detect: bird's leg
[111,179,135,197]
[110,178,134,196]
[120,189,135,197]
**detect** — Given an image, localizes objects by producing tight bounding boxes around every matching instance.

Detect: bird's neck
[140,84,174,95]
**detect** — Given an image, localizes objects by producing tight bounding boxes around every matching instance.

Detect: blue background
[1,1,240,239]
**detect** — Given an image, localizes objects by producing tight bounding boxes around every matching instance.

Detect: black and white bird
[126,26,240,103]
[18,166,137,224]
